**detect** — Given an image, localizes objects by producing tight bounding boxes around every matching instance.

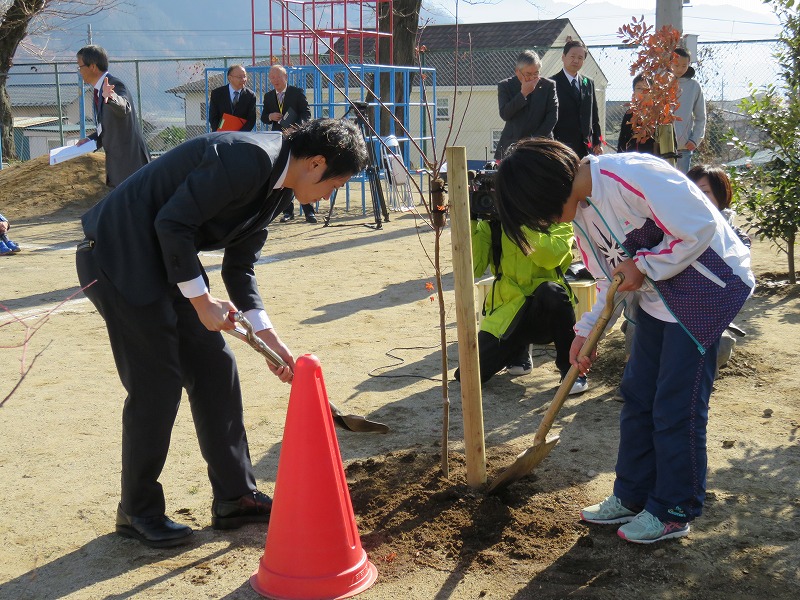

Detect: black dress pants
[478,281,576,384]
[76,247,257,517]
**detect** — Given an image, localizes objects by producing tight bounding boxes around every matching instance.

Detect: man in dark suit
[494,50,558,160]
[76,45,150,188]
[551,39,604,158]
[75,119,368,548]
[208,64,257,132]
[260,65,316,223]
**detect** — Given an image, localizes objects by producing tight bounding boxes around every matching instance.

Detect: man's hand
[0,221,7,234]
[189,293,237,332]
[520,77,538,97]
[592,144,604,155]
[76,138,91,146]
[268,112,282,123]
[255,328,295,383]
[613,259,645,292]
[101,76,114,103]
[569,335,595,375]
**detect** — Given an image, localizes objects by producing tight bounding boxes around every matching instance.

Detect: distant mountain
[16,0,780,63]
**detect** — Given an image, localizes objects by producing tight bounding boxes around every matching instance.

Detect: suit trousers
[614,308,719,523]
[477,281,575,384]
[76,246,257,517]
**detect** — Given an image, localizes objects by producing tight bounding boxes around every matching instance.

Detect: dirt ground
[1,155,799,599]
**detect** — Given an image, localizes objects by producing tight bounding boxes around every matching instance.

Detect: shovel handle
[531,273,624,445]
[226,311,289,371]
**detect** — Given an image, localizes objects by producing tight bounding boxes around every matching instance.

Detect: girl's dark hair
[673,47,691,60]
[286,118,369,180]
[687,164,733,210]
[495,138,580,253]
[632,73,652,89]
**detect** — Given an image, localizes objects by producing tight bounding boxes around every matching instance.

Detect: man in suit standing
[494,50,558,160]
[261,65,316,223]
[551,39,604,158]
[76,45,150,188]
[75,119,368,548]
[208,64,257,132]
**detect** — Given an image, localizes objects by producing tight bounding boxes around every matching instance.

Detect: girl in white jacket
[494,138,754,544]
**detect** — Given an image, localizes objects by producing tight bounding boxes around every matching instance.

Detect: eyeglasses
[77,64,87,71]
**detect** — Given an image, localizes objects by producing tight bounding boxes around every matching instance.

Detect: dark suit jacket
[88,74,150,187]
[260,85,311,131]
[81,131,293,308]
[209,85,257,132]
[494,76,558,160]
[551,70,602,158]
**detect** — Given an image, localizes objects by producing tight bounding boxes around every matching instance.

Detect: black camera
[469,161,498,218]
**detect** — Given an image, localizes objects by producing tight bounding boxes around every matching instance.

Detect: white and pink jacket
[572,153,755,354]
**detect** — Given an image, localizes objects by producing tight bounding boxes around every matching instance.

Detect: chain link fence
[3,39,780,168]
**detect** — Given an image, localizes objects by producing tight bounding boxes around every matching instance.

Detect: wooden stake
[446,146,486,488]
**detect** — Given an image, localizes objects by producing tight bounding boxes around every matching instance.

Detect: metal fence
[3,39,780,167]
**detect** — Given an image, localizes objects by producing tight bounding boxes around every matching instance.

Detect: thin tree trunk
[789,232,796,284]
[435,228,449,478]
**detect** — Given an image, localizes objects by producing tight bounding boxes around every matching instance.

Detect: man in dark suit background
[494,50,558,160]
[551,39,604,158]
[208,64,257,132]
[76,45,150,188]
[75,119,368,548]
[260,64,316,223]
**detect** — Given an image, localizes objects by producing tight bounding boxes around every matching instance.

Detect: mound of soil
[0,153,108,220]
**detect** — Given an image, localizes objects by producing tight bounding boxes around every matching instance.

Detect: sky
[427,0,782,44]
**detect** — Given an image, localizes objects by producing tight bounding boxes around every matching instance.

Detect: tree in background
[617,17,681,164]
[0,0,122,160]
[732,0,800,283]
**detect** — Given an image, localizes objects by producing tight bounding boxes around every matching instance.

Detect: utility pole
[656,0,683,34]
[87,24,93,45]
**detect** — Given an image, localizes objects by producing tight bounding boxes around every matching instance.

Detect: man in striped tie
[261,65,315,223]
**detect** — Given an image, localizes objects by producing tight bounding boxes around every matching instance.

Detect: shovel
[488,273,625,493]
[225,311,390,434]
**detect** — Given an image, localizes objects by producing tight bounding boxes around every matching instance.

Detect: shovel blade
[329,401,390,433]
[487,435,560,494]
[332,412,390,433]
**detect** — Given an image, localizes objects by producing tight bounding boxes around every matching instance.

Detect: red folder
[218,113,247,131]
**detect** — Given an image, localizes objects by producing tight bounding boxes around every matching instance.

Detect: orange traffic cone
[250,354,378,600]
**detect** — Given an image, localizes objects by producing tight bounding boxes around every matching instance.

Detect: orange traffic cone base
[250,555,377,600]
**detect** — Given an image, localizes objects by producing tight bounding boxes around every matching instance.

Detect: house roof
[418,19,569,52]
[8,83,85,107]
[12,116,60,129]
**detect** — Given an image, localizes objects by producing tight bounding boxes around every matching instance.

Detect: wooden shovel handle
[531,273,624,445]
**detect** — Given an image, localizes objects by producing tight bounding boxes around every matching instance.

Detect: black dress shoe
[305,214,318,224]
[115,505,193,548]
[211,490,272,530]
[279,214,294,223]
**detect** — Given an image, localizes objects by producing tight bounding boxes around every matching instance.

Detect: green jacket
[472,220,575,338]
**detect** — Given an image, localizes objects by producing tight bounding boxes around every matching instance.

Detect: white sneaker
[580,495,637,524]
[506,354,533,376]
[560,375,588,395]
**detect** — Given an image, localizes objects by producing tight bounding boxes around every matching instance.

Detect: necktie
[572,78,581,101]
[93,88,100,122]
[277,91,285,109]
[232,90,240,109]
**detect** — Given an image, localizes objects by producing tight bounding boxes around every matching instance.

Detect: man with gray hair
[76,44,150,188]
[494,50,558,160]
